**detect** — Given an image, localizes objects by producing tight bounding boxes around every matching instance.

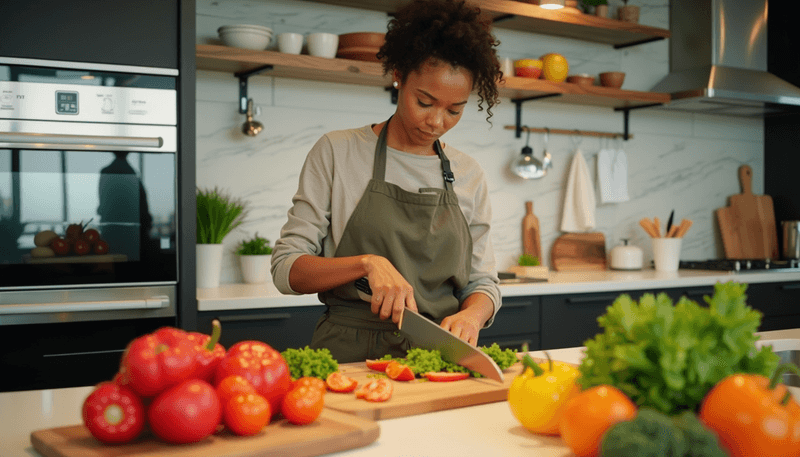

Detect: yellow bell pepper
[508,351,581,435]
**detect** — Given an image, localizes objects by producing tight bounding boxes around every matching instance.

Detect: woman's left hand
[440,309,483,346]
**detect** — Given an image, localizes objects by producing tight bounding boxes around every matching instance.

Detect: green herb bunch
[281,346,339,380]
[196,187,248,244]
[517,254,540,266]
[236,233,273,256]
[578,282,779,415]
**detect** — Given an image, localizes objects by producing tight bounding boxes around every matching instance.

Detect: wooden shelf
[308,0,670,48]
[196,45,669,110]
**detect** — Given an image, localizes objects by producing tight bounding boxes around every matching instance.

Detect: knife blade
[354,277,504,382]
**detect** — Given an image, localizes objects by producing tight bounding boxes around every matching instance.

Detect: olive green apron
[309,118,473,363]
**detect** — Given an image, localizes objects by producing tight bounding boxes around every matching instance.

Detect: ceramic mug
[307,32,338,58]
[278,32,303,55]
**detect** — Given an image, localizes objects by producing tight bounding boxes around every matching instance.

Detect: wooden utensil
[522,201,542,261]
[31,409,379,457]
[716,165,778,259]
[550,232,607,271]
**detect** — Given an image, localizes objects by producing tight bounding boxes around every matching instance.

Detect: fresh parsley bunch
[578,281,779,415]
[281,346,339,380]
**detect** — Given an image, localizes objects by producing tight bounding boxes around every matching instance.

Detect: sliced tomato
[355,378,393,402]
[385,360,415,381]
[365,359,392,372]
[424,372,470,382]
[325,372,358,393]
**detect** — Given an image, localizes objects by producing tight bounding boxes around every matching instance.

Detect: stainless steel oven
[0,58,181,391]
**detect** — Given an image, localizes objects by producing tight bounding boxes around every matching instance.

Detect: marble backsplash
[195,0,764,285]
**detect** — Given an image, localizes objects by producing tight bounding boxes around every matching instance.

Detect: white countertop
[198,268,800,311]
[5,328,799,457]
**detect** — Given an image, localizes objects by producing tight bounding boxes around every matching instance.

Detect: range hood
[651,0,800,116]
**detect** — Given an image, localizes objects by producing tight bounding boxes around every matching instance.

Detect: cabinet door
[478,296,541,351]
[745,282,800,331]
[198,306,325,352]
[541,292,623,350]
[0,0,179,68]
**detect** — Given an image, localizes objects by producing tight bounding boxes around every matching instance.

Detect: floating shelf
[307,0,670,48]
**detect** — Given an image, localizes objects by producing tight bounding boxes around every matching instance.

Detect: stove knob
[746,260,752,270]
[734,260,741,271]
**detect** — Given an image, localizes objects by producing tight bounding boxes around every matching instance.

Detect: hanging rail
[503,125,632,140]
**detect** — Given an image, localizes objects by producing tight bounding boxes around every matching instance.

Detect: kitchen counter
[198,268,800,311]
[5,328,799,457]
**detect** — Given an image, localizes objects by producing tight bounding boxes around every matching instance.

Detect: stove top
[679,259,800,272]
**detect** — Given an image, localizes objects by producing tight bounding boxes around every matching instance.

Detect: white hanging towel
[561,149,597,232]
[597,149,630,203]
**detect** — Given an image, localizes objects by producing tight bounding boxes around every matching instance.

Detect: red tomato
[73,239,91,255]
[293,376,327,393]
[365,359,392,372]
[424,372,470,382]
[148,379,221,444]
[559,385,638,457]
[385,361,415,381]
[326,372,358,393]
[217,375,256,405]
[93,239,110,255]
[82,382,145,444]
[51,238,70,255]
[82,228,100,244]
[223,393,271,436]
[282,385,325,425]
[355,378,393,402]
[214,341,292,416]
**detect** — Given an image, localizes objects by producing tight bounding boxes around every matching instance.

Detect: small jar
[610,239,643,270]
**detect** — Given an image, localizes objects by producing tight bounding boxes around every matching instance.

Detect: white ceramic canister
[610,239,643,270]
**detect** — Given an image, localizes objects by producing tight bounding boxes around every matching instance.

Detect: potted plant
[508,254,549,279]
[618,0,639,23]
[236,233,273,284]
[580,0,608,17]
[196,187,248,288]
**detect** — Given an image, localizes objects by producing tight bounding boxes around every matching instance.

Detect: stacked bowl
[218,25,273,50]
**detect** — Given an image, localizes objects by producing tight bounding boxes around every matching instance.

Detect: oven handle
[0,131,163,148]
[0,296,169,315]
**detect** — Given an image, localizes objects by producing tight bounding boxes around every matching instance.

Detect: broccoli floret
[600,408,726,457]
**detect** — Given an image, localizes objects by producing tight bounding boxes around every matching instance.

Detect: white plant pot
[197,244,224,288]
[239,254,271,284]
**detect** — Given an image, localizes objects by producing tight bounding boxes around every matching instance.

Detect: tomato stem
[206,319,221,351]
[769,363,800,390]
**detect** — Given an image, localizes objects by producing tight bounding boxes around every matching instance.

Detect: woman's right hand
[361,255,418,323]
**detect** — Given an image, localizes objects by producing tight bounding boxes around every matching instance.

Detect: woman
[271,0,503,363]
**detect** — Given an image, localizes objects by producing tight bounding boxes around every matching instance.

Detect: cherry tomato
[282,385,324,425]
[82,228,100,244]
[293,376,327,393]
[365,359,392,372]
[355,378,393,402]
[51,238,70,255]
[148,379,221,444]
[326,372,358,393]
[82,382,145,444]
[93,239,110,255]
[424,372,470,382]
[217,375,256,405]
[223,392,271,436]
[559,385,638,457]
[73,239,91,255]
[385,361,415,381]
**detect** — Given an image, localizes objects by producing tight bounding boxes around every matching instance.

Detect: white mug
[307,32,338,58]
[277,32,303,55]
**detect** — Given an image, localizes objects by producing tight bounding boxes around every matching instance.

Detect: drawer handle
[0,296,169,315]
[216,313,292,323]
[781,283,800,291]
[565,294,620,305]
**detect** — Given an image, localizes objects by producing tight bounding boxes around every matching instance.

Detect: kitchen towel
[597,148,630,203]
[561,149,596,232]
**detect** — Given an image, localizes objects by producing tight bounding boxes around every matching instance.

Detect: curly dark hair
[377,0,502,123]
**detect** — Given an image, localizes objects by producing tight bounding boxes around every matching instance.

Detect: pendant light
[511,127,552,179]
[538,0,565,9]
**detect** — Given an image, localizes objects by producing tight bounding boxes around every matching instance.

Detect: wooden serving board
[550,232,607,271]
[30,409,379,457]
[324,361,527,421]
[717,165,779,259]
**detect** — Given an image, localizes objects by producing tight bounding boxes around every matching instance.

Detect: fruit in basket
[540,53,569,82]
[30,246,56,258]
[82,228,100,244]
[74,239,91,255]
[514,59,543,78]
[51,237,70,255]
[34,230,59,247]
[65,223,83,240]
[93,239,110,255]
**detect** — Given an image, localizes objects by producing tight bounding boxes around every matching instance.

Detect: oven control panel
[0,81,176,126]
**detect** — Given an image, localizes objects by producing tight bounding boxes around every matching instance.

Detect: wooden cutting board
[550,232,607,271]
[30,409,379,457]
[522,201,542,261]
[716,165,779,259]
[325,361,528,421]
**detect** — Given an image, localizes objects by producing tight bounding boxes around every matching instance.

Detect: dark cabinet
[479,296,540,351]
[198,306,326,352]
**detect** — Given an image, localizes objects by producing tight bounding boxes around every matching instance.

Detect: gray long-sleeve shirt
[271,124,501,325]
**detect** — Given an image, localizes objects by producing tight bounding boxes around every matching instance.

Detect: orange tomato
[216,375,256,404]
[385,361,415,381]
[293,376,326,393]
[223,392,271,436]
[281,385,324,425]
[558,385,637,457]
[325,372,358,393]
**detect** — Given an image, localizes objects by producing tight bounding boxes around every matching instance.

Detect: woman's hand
[362,255,418,323]
[440,294,494,346]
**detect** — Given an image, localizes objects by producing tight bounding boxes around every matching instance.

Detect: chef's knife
[354,277,504,382]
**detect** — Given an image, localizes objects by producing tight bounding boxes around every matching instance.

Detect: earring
[392,81,399,89]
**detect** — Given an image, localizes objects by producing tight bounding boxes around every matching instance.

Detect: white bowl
[218,24,272,34]
[307,32,338,58]
[219,30,272,50]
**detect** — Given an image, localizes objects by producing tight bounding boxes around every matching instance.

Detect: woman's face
[394,59,473,152]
